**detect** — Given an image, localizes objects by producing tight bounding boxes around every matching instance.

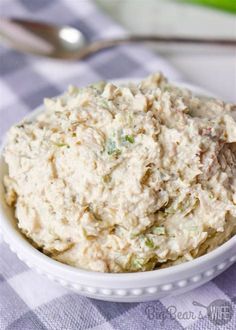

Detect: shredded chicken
[3,73,236,272]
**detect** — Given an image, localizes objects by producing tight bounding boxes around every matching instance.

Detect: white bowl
[0,80,235,302]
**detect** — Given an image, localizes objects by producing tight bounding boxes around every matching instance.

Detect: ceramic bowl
[0,80,235,302]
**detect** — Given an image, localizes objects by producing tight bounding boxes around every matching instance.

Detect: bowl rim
[0,78,235,281]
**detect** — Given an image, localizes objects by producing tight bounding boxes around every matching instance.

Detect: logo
[193,299,234,326]
[144,299,234,326]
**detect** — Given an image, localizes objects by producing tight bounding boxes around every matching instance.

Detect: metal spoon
[0,18,235,60]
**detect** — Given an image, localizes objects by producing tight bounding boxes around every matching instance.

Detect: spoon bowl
[0,18,87,59]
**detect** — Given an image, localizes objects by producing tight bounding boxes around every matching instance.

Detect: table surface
[0,1,235,329]
[97,0,236,102]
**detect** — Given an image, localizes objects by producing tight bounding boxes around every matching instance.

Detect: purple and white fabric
[0,1,235,329]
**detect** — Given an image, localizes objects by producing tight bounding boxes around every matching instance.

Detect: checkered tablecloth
[0,1,235,329]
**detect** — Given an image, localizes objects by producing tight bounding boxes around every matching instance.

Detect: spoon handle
[77,35,236,60]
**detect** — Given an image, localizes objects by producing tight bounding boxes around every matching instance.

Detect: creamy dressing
[3,73,236,272]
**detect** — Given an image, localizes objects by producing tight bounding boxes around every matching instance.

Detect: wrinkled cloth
[0,0,235,329]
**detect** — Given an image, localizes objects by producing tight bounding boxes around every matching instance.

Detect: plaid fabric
[0,1,235,329]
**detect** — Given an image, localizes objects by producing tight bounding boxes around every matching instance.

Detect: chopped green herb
[106,139,121,156]
[53,142,69,148]
[107,139,115,153]
[132,258,144,269]
[125,135,135,144]
[130,231,140,239]
[120,133,135,146]
[82,227,88,237]
[131,256,156,271]
[153,226,166,235]
[99,99,109,109]
[145,237,155,248]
